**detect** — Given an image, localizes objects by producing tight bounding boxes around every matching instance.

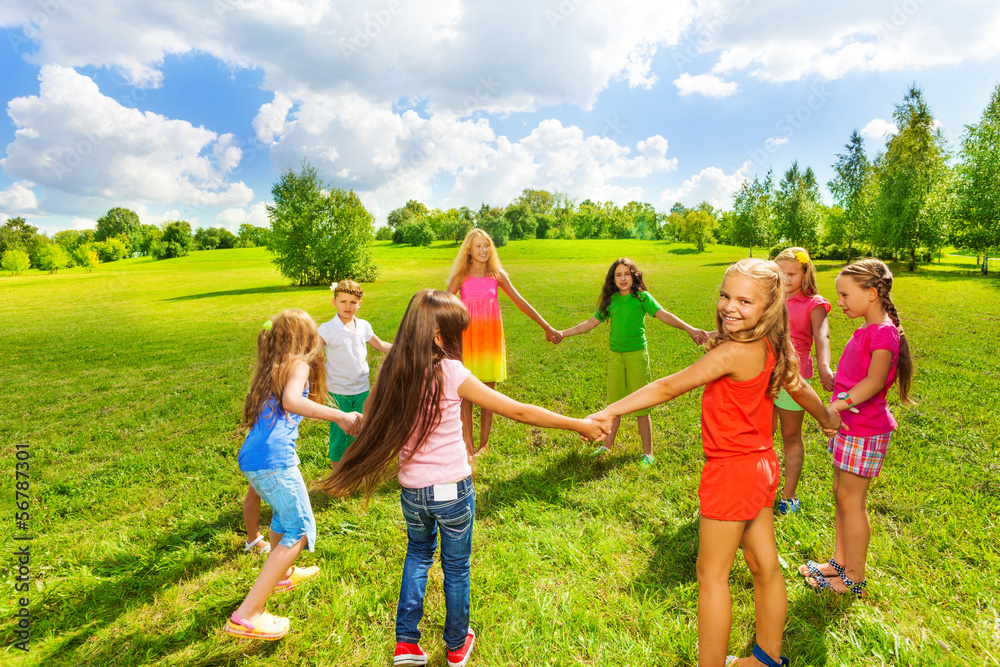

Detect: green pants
[607,348,652,418]
[328,390,368,462]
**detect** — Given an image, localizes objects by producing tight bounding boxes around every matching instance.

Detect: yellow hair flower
[794,251,809,264]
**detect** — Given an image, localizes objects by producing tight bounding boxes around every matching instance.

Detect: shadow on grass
[475,449,630,519]
[667,248,704,256]
[26,507,283,667]
[632,518,700,592]
[165,285,310,301]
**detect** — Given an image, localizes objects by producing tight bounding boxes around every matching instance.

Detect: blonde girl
[320,290,604,667]
[226,309,361,641]
[447,229,561,454]
[558,257,710,467]
[800,259,914,598]
[588,259,840,667]
[772,248,834,515]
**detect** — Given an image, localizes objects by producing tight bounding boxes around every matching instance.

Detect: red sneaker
[394,642,427,666]
[447,629,476,667]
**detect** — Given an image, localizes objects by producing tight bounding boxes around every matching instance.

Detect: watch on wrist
[837,392,860,413]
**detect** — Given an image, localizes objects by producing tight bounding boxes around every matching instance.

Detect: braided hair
[838,259,915,404]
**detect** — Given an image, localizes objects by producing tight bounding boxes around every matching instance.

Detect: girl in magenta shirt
[773,247,834,515]
[320,290,604,667]
[800,259,915,598]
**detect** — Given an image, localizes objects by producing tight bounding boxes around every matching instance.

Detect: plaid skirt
[827,431,893,477]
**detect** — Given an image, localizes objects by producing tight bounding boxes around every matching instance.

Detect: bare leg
[777,408,806,499]
[477,381,495,453]
[235,534,306,622]
[740,509,786,666]
[604,416,622,450]
[696,516,743,667]
[637,415,652,456]
[830,469,872,590]
[244,485,262,544]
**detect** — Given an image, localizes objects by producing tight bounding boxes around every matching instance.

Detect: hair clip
[794,250,809,264]
[262,319,272,331]
[330,282,338,291]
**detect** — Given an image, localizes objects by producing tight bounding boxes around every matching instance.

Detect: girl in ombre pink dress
[447,229,561,454]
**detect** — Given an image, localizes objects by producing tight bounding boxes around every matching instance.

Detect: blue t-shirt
[238,386,308,471]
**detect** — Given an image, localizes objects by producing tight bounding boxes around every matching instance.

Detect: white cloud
[659,161,752,210]
[764,136,789,150]
[0,180,38,212]
[708,1,1000,83]
[2,65,253,216]
[216,202,271,232]
[673,72,739,98]
[860,118,898,139]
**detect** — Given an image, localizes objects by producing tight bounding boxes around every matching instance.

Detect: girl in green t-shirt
[557,258,710,466]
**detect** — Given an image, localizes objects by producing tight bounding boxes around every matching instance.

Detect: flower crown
[330,281,364,299]
[794,250,810,265]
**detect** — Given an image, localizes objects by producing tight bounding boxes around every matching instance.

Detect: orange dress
[459,276,506,383]
[698,342,779,521]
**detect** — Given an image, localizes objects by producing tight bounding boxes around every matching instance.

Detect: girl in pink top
[447,229,561,455]
[772,247,834,515]
[320,290,604,667]
[800,259,915,598]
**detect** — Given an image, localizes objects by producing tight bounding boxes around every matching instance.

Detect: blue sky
[1,0,999,235]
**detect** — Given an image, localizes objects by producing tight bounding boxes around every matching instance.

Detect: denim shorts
[243,465,316,551]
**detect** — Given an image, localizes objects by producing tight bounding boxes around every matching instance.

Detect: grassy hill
[1,240,997,666]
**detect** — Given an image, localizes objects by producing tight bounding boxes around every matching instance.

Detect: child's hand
[688,328,710,345]
[341,412,364,435]
[585,410,614,437]
[821,406,841,436]
[578,417,609,442]
[545,326,563,344]
[818,365,835,392]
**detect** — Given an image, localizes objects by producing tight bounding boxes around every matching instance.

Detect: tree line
[5,82,997,281]
[0,207,270,275]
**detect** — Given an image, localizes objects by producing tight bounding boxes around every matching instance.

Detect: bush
[2,248,29,275]
[152,221,193,260]
[395,221,435,246]
[38,244,70,274]
[93,237,130,262]
[477,216,511,247]
[72,244,100,272]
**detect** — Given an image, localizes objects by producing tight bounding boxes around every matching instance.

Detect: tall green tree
[386,200,429,228]
[151,221,193,259]
[475,204,510,246]
[95,207,142,253]
[774,161,821,248]
[827,130,873,261]
[872,85,949,270]
[730,171,774,257]
[267,162,378,285]
[0,217,38,256]
[954,83,1000,274]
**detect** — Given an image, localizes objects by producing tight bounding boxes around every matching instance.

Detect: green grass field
[1,240,998,666]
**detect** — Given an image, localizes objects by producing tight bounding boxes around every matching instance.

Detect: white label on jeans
[433,483,458,501]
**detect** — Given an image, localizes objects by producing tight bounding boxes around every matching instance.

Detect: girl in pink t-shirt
[773,247,834,515]
[319,290,604,667]
[800,259,915,598]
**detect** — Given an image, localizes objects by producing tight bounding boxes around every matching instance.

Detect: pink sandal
[224,611,289,640]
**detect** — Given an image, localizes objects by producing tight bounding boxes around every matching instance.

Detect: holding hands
[820,406,841,437]
[338,411,364,436]
[687,327,711,346]
[544,325,563,344]
[578,417,610,442]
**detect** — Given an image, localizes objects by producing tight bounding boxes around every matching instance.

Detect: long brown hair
[838,259,915,404]
[597,258,649,319]
[446,228,505,286]
[706,258,801,398]
[774,246,820,297]
[242,309,327,428]
[318,290,470,499]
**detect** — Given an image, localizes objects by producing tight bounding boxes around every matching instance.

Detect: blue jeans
[395,477,475,650]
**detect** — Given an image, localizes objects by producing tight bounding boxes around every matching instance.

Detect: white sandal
[244,535,271,555]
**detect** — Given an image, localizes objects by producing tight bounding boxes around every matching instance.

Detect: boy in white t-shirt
[318,280,392,462]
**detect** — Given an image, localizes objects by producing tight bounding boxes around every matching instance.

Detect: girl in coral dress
[447,229,560,453]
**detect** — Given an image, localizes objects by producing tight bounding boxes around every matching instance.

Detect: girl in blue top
[557,258,710,466]
[226,309,361,641]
